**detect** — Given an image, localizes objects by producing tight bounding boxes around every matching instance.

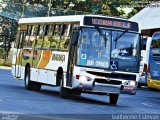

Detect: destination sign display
[84,16,139,32]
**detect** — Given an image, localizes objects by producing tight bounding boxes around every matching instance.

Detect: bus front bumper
[73,79,136,95]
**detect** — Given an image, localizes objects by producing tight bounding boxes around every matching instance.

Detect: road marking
[142,103,153,107]
[0,99,5,102]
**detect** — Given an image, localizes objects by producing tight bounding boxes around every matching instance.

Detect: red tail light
[76,75,79,80]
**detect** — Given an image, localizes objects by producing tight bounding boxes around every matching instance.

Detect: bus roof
[18,15,131,24]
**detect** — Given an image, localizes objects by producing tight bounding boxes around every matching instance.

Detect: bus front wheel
[109,93,119,105]
[24,67,41,91]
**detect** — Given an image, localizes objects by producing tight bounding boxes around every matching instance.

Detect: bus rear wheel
[24,67,41,91]
[109,93,119,105]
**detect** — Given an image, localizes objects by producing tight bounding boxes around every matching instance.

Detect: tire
[24,67,41,91]
[59,74,71,98]
[72,90,82,96]
[109,94,119,105]
[137,84,142,88]
[56,73,62,86]
[130,91,136,95]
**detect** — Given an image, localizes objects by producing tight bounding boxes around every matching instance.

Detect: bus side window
[50,36,59,49]
[47,25,54,36]
[23,25,30,48]
[38,25,46,36]
[23,36,29,48]
[31,25,39,36]
[27,25,39,48]
[42,25,53,49]
[36,36,43,48]
[54,24,62,36]
[59,24,71,50]
[43,36,50,48]
[50,24,62,49]
[27,25,32,35]
[15,29,20,48]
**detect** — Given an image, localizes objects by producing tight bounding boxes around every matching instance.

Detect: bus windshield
[77,27,140,72]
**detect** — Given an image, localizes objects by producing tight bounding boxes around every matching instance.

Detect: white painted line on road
[142,103,153,107]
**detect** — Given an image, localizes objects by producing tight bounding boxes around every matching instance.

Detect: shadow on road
[39,88,118,106]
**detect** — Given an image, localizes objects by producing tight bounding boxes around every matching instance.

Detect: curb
[0,66,12,70]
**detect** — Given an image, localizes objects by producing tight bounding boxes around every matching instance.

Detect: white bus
[12,15,141,105]
[138,37,152,88]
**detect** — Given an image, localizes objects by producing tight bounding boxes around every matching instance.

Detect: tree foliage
[0,47,6,59]
[0,0,143,59]
[2,0,142,16]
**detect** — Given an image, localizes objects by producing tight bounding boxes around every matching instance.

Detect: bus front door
[15,31,26,78]
[66,46,77,87]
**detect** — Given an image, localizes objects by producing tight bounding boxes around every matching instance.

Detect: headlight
[79,76,88,81]
[124,81,136,86]
[130,81,136,86]
[76,75,92,81]
[124,81,130,85]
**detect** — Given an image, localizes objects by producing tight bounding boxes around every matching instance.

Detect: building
[130,6,160,37]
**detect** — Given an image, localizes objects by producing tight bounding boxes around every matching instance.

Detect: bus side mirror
[71,27,80,46]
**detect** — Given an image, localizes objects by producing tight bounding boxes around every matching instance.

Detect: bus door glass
[67,23,79,87]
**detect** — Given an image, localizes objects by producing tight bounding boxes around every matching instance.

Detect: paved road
[0,68,159,120]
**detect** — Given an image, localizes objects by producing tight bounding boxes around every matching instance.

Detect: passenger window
[62,24,71,36]
[27,25,32,35]
[59,24,71,50]
[50,36,59,49]
[47,25,54,36]
[38,25,46,36]
[35,36,43,48]
[31,25,39,36]
[59,36,70,50]
[15,30,20,48]
[54,24,62,36]
[28,36,37,48]
[43,36,50,48]
[23,36,29,48]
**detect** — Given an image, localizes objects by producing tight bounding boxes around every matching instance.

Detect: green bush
[0,47,6,59]
[0,59,5,66]
[0,48,12,67]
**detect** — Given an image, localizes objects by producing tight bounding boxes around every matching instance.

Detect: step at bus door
[15,31,26,78]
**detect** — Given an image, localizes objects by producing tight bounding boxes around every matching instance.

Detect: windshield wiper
[114,30,128,42]
[95,26,107,47]
[113,30,128,48]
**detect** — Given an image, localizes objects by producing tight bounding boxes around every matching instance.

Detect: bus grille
[87,71,136,81]
[94,78,122,85]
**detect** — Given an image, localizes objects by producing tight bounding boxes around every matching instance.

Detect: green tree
[0,47,6,59]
